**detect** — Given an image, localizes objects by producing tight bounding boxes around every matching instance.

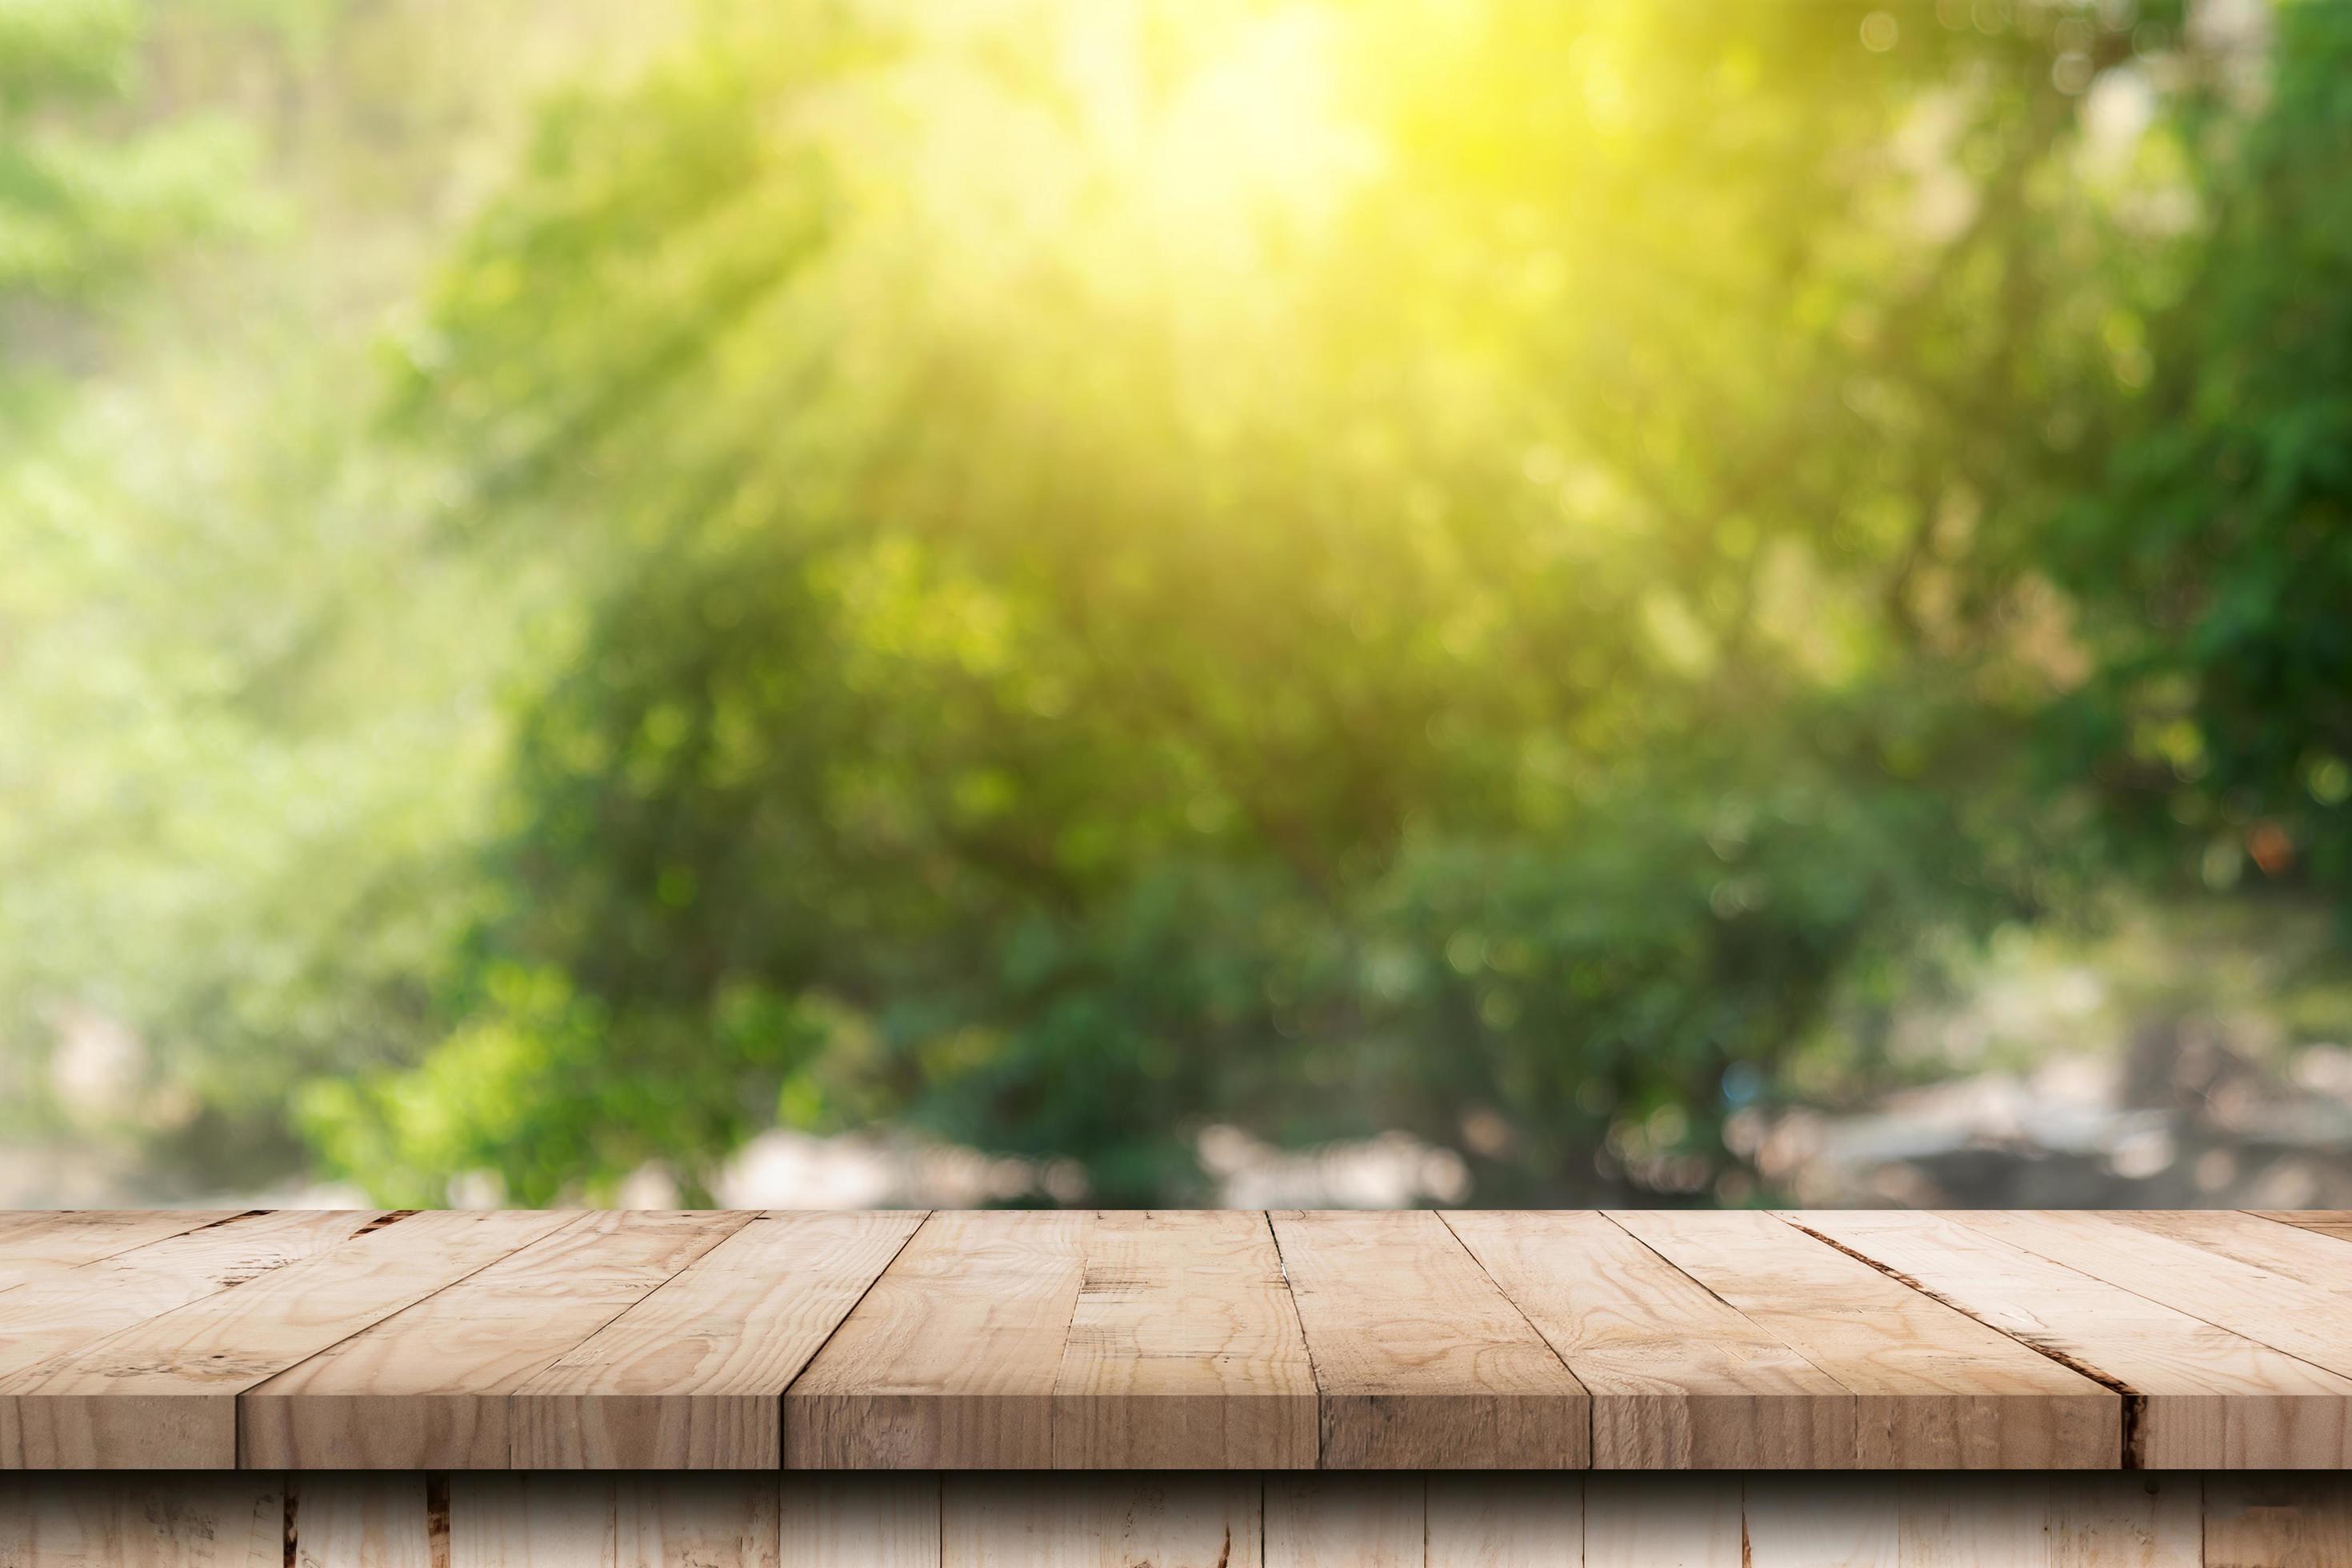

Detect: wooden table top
[2,1208,2347,1472]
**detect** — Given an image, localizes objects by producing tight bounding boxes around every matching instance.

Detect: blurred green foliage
[7,0,2352,1206]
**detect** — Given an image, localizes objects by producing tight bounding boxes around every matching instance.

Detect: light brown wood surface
[1426,1474,1580,1568]
[289,1474,430,1568]
[0,1469,2302,1566]
[2254,1211,2352,1246]
[1744,1473,1898,1566]
[0,1211,385,1383]
[1792,1209,2352,1468]
[0,1212,240,1294]
[789,1210,1316,1469]
[1,1210,573,1468]
[1047,1210,1315,1468]
[2110,1211,2352,1298]
[513,1210,925,1469]
[1446,1210,1850,1468]
[243,1211,750,1468]
[786,1210,1089,1468]
[781,1475,938,1568]
[614,1474,778,1568]
[942,1474,1258,1568]
[2205,1474,2352,1568]
[448,1475,616,1568]
[1264,1474,1425,1568]
[1270,1210,1589,1468]
[1954,1210,2352,1385]
[8,1209,2352,1474]
[1581,1475,1742,1568]
[1613,1210,2119,1467]
[0,1473,283,1568]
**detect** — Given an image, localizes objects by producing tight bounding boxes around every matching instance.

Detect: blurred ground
[10,900,2350,1213]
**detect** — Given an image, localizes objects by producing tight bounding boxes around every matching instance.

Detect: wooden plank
[1581,1476,1742,1568]
[2049,1474,2202,1568]
[1426,1474,1580,1568]
[1049,1210,1317,1468]
[1954,1210,2352,1385]
[0,1472,2254,1568]
[0,1209,572,1468]
[2254,1211,2352,1246]
[511,1210,923,1469]
[1446,1210,1851,1468]
[244,1211,750,1468]
[448,1475,616,1568]
[290,1474,430,1568]
[1791,1209,2352,1468]
[0,1211,386,1384]
[2109,1211,2352,1298]
[2204,1475,2352,1568]
[942,1474,1258,1568]
[614,1476,779,1568]
[780,1475,939,1568]
[787,1210,1088,1467]
[1610,1211,2116,1468]
[1265,1474,1423,1568]
[789,1210,1314,1470]
[0,1473,282,1567]
[1270,1210,1588,1469]
[1738,1474,2196,1568]
[0,1212,241,1292]
[1744,1475,1897,1568]
[1893,1476,2032,1568]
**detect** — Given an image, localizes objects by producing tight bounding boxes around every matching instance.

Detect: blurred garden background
[6,0,2352,1212]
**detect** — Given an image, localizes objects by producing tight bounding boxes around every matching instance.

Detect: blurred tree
[0,0,669,1198]
[305,0,2198,1205]
[2031,0,2352,914]
[23,0,2343,1211]
[0,0,249,394]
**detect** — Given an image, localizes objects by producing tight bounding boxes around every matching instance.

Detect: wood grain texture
[1580,1475,1742,1568]
[1955,1210,2352,1386]
[511,1210,923,1470]
[1792,1209,2352,1468]
[245,1212,750,1468]
[289,1474,429,1568]
[1446,1210,1850,1468]
[0,1473,282,1567]
[1891,1477,2029,1568]
[1426,1474,1580,1568]
[614,1476,779,1568]
[10,1208,2352,1475]
[942,1474,1258,1568]
[787,1210,1088,1468]
[0,1213,240,1294]
[0,1470,2307,1567]
[2204,1474,2352,1568]
[0,1210,571,1469]
[447,1475,615,1568]
[779,1475,938,1568]
[1048,1210,1316,1468]
[2254,1211,2352,1246]
[1742,1474,2198,1568]
[790,1210,1314,1469]
[1271,1210,1588,1469]
[1265,1474,1424,1568]
[0,1212,386,1386]
[1612,1210,2118,1468]
[2046,1474,2203,1568]
[2109,1211,2352,1298]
